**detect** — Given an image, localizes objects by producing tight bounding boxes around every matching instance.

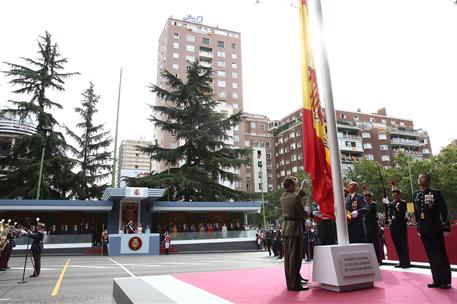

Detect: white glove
[304,206,311,213]
[351,211,358,218]
[417,233,421,237]
[443,231,451,237]
[382,197,390,205]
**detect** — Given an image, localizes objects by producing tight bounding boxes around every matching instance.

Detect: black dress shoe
[440,284,451,289]
[401,264,411,269]
[427,283,440,288]
[290,286,309,291]
[301,278,309,283]
[394,264,402,268]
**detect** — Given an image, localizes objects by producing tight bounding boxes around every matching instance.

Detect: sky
[0,0,456,154]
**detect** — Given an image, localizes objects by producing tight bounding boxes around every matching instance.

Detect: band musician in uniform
[27,221,45,277]
[345,181,369,243]
[413,173,451,289]
[383,182,411,268]
[280,176,310,291]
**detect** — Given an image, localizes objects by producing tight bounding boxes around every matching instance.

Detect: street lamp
[36,130,50,200]
[258,160,267,230]
[407,143,426,202]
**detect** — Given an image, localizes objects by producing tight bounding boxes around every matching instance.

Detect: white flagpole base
[312,244,382,292]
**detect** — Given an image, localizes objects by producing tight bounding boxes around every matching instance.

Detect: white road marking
[122,263,161,267]
[0,299,11,302]
[142,275,233,304]
[68,265,117,269]
[108,258,135,277]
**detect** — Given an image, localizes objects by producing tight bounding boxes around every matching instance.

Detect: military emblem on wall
[128,236,143,251]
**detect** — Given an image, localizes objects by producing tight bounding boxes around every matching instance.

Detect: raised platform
[112,264,456,303]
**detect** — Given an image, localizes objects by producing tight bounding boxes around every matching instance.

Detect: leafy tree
[0,32,78,199]
[65,83,112,199]
[128,61,251,201]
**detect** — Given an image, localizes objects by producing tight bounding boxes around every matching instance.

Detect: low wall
[385,224,457,264]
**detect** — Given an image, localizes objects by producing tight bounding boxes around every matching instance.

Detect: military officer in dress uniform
[383,182,411,268]
[363,188,383,265]
[345,181,369,243]
[280,176,309,291]
[413,173,451,289]
[27,222,45,277]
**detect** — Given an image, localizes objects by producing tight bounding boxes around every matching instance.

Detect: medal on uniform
[421,212,425,219]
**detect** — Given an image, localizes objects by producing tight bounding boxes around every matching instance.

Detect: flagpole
[111,68,123,187]
[312,0,349,246]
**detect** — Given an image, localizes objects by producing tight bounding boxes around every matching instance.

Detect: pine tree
[128,61,251,201]
[0,32,78,199]
[65,83,112,200]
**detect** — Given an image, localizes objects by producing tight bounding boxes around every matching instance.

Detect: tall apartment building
[155,17,244,182]
[117,139,153,187]
[271,107,432,188]
[241,113,277,193]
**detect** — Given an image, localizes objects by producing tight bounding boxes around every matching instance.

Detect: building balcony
[391,138,422,147]
[199,60,212,68]
[340,145,364,153]
[393,149,424,160]
[336,120,360,131]
[389,127,419,138]
[199,51,213,58]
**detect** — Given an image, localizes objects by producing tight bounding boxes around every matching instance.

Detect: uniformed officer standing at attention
[27,221,45,277]
[345,181,369,243]
[280,176,309,291]
[413,173,451,289]
[363,188,383,265]
[383,182,410,268]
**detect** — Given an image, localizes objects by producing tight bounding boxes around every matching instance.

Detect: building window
[219,91,226,98]
[234,135,239,142]
[399,122,405,126]
[280,170,285,177]
[173,33,179,38]
[370,117,376,122]
[233,104,239,110]
[232,72,238,79]
[291,154,297,161]
[202,38,209,45]
[232,53,237,59]
[217,61,226,67]
[186,35,195,42]
[381,155,391,161]
[251,122,256,128]
[186,55,195,62]
[217,50,226,57]
[380,144,389,150]
[378,133,387,140]
[245,140,250,147]
[246,183,251,190]
[366,154,374,160]
[381,119,387,124]
[186,45,195,52]
[217,71,226,77]
[232,92,238,99]
[172,63,179,70]
[340,114,347,119]
[232,83,238,89]
[363,143,372,149]
[234,125,239,131]
[173,42,179,49]
[290,143,296,150]
[362,132,371,138]
[173,53,179,59]
[266,153,271,160]
[217,41,224,48]
[135,165,139,169]
[232,63,237,69]
[422,148,430,154]
[217,80,226,87]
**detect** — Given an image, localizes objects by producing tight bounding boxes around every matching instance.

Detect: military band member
[27,222,45,277]
[345,181,369,243]
[280,176,309,291]
[383,182,410,268]
[413,173,451,289]
[363,188,383,264]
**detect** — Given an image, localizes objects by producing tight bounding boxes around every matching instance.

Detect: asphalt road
[0,251,286,304]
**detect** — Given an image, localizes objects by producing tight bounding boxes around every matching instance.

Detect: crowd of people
[158,221,249,234]
[273,173,452,292]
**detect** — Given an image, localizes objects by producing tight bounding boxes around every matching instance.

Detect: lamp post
[407,143,426,201]
[258,161,267,230]
[36,130,50,200]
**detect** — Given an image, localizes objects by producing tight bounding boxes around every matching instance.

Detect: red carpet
[174,265,456,304]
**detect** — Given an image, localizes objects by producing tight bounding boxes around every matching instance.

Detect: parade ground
[0,252,455,304]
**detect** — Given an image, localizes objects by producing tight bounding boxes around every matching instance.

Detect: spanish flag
[299,0,335,219]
